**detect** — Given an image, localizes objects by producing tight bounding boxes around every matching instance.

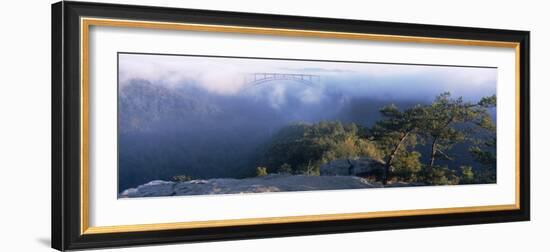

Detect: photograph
[46,1,533,250]
[118,53,498,198]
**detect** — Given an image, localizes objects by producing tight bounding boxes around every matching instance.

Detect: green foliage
[469,137,496,183]
[371,104,426,184]
[420,92,496,170]
[460,166,475,184]
[262,121,381,176]
[478,95,497,108]
[171,175,194,182]
[297,160,320,176]
[256,166,268,177]
[278,163,293,174]
[257,92,496,186]
[392,151,423,181]
[422,165,460,185]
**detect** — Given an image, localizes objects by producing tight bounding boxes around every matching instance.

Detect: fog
[118,53,497,192]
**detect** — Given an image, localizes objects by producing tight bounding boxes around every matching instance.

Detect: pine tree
[371,104,426,184]
[420,92,496,182]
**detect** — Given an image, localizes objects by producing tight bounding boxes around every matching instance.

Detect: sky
[118,53,497,103]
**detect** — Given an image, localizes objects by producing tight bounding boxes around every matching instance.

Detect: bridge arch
[245,73,320,87]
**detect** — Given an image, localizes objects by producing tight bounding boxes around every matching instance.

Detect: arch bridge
[245,72,320,87]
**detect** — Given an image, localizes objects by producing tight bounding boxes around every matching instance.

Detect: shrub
[460,166,475,184]
[278,163,293,174]
[422,166,460,185]
[171,175,194,182]
[256,167,268,177]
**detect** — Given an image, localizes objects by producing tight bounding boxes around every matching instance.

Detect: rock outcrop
[320,157,385,176]
[119,174,381,198]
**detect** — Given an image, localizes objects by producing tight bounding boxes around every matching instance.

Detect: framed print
[51,1,530,250]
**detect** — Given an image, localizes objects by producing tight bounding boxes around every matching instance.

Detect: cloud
[119,53,496,102]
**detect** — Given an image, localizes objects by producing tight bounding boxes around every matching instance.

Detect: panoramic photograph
[117,53,497,198]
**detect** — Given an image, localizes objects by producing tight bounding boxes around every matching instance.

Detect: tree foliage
[171,175,194,182]
[278,163,293,174]
[259,92,497,186]
[460,166,475,184]
[370,104,426,184]
[391,151,423,182]
[256,166,268,177]
[262,121,381,175]
[469,137,497,183]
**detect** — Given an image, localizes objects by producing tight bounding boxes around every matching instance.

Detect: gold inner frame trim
[80,17,522,235]
[84,204,517,234]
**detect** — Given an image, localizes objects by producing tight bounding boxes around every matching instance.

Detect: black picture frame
[52,1,530,251]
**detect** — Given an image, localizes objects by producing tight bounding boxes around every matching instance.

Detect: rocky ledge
[119,174,386,198]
